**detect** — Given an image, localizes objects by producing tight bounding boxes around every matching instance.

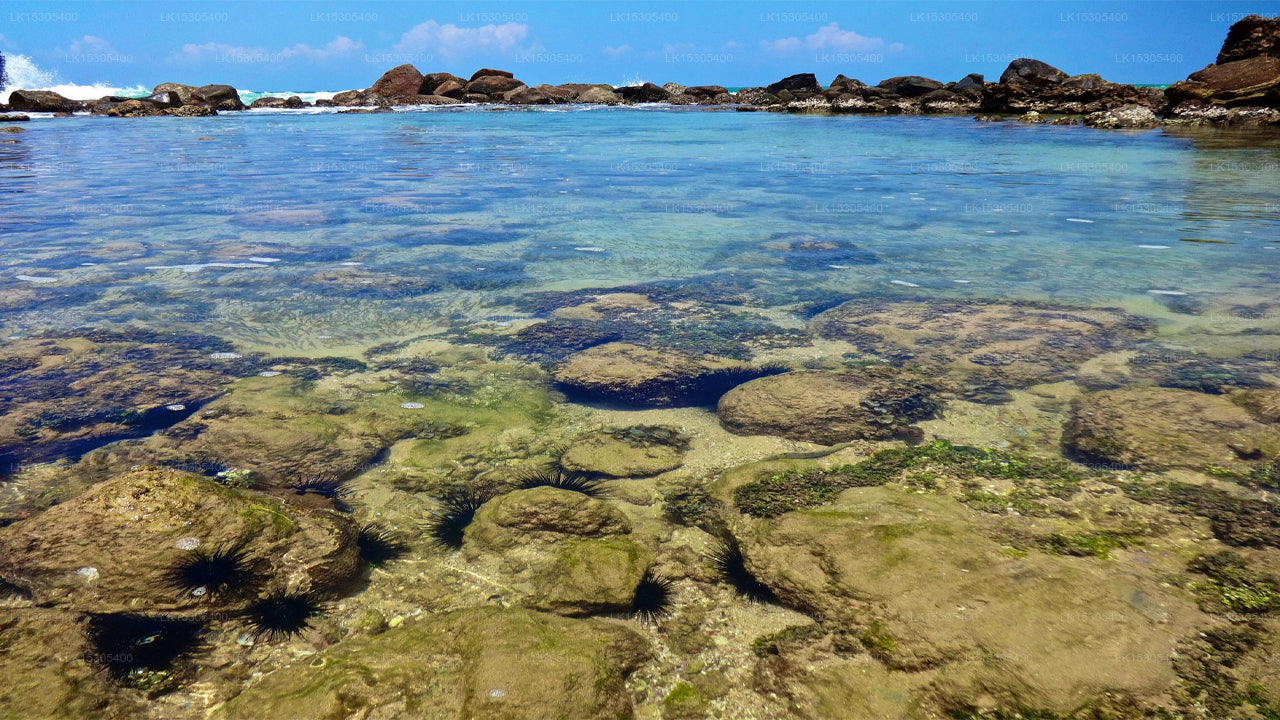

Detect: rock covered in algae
[810,299,1152,387]
[212,607,650,720]
[0,466,361,613]
[552,342,742,406]
[736,484,1211,716]
[717,371,937,445]
[560,425,691,477]
[464,487,650,616]
[0,609,147,720]
[1063,387,1280,469]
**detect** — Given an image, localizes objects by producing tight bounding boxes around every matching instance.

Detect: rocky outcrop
[766,73,822,97]
[192,84,245,111]
[615,82,671,103]
[551,342,741,407]
[559,425,690,477]
[370,63,424,97]
[421,71,465,95]
[999,57,1069,87]
[1217,14,1280,63]
[466,74,526,97]
[877,75,944,98]
[982,59,1164,114]
[152,82,197,103]
[717,371,936,444]
[5,90,80,113]
[1165,14,1280,122]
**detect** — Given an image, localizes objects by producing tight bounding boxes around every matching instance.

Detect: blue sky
[3,1,1279,92]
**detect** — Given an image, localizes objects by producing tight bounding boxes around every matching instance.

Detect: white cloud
[761,23,903,55]
[63,35,119,56]
[602,44,631,59]
[394,20,528,59]
[168,36,362,64]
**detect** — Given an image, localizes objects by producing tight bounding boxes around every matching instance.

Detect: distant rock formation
[1165,14,1280,125]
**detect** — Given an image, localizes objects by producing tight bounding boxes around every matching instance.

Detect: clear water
[3,107,1279,352]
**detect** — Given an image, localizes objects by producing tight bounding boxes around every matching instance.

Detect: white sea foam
[890,280,920,287]
[1148,290,1187,296]
[145,262,270,273]
[1138,244,1171,249]
[0,55,147,103]
[16,274,57,283]
[1066,218,1094,223]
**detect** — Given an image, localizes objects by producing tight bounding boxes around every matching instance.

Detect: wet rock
[741,484,1209,716]
[576,86,623,104]
[152,83,197,103]
[212,607,650,720]
[1084,103,1159,128]
[467,487,632,546]
[810,299,1152,387]
[506,86,555,105]
[552,342,742,407]
[105,99,168,117]
[0,466,361,613]
[718,371,936,445]
[734,87,781,105]
[560,425,691,478]
[0,608,146,719]
[0,333,254,473]
[0,114,30,122]
[166,104,217,117]
[249,95,307,109]
[370,63,423,97]
[615,82,672,103]
[192,84,245,111]
[5,90,80,113]
[1063,388,1280,469]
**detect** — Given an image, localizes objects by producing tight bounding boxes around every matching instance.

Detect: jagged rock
[828,74,866,94]
[1217,14,1280,64]
[1000,58,1069,86]
[718,371,936,444]
[1084,103,1159,128]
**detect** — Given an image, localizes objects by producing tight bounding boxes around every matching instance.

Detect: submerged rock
[717,371,937,445]
[0,466,361,613]
[213,607,650,720]
[552,342,744,407]
[811,299,1152,387]
[560,425,691,477]
[1063,387,1280,469]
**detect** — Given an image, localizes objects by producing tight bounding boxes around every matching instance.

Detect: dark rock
[999,58,1069,86]
[6,90,80,113]
[249,95,307,109]
[420,72,465,95]
[828,74,866,93]
[766,73,821,96]
[87,96,132,115]
[614,82,672,103]
[370,64,423,97]
[876,75,944,98]
[105,99,168,117]
[954,73,984,92]
[470,68,514,81]
[734,87,781,105]
[1217,14,1280,64]
[192,84,245,111]
[465,75,526,96]
[462,93,490,103]
[166,104,217,117]
[152,83,197,103]
[683,84,728,98]
[0,114,30,122]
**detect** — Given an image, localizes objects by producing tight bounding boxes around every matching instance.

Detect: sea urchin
[707,536,775,603]
[243,591,325,641]
[424,486,499,550]
[160,545,256,600]
[515,467,609,498]
[85,613,205,679]
[356,522,409,565]
[631,567,676,622]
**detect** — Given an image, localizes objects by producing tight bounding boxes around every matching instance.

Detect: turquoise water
[2,108,1279,351]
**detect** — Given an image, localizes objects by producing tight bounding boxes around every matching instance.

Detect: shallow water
[2,107,1279,351]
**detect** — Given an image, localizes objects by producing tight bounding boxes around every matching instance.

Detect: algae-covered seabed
[2,113,1280,719]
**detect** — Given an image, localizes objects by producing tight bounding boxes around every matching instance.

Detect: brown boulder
[434,79,467,98]
[466,75,526,96]
[470,68,515,81]
[249,95,306,109]
[718,371,937,445]
[192,84,245,110]
[420,71,464,95]
[105,99,168,117]
[614,82,672,103]
[152,82,197,103]
[877,75,945,98]
[370,63,423,97]
[999,58,1069,86]
[1217,14,1280,64]
[1166,56,1280,107]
